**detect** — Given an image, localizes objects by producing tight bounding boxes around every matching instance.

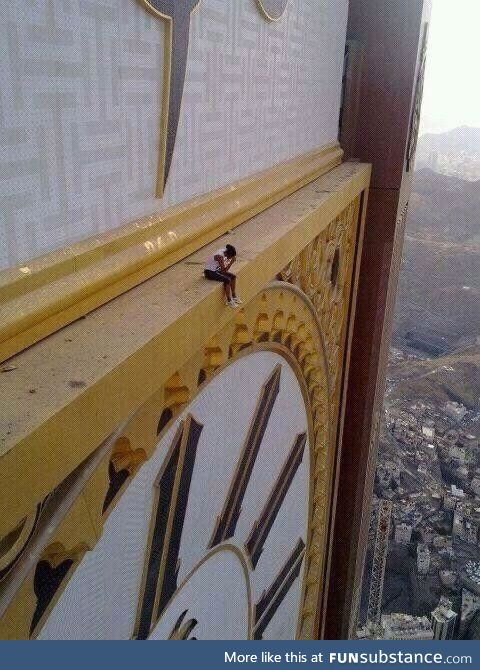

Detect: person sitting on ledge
[204,244,242,309]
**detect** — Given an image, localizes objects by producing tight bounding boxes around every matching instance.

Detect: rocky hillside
[388,344,480,411]
[417,127,480,161]
[393,169,480,346]
[408,169,480,243]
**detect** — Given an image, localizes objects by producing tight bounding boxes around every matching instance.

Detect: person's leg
[224,279,233,302]
[204,270,226,283]
[216,272,235,303]
[204,270,236,306]
[227,273,242,303]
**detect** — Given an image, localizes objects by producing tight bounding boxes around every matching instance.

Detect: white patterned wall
[0,0,348,270]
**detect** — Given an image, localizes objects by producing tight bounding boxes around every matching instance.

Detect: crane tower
[367,499,393,627]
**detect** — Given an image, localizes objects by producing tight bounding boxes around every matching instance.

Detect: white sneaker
[225,299,238,309]
[232,296,243,305]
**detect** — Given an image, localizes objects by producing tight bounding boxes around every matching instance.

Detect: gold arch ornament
[256,0,289,21]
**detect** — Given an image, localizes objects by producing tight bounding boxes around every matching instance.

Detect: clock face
[256,1,289,21]
[149,548,250,640]
[39,351,310,640]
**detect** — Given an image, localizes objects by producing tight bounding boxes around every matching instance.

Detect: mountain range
[417,126,480,159]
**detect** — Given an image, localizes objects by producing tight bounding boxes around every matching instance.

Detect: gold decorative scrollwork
[279,197,361,414]
[0,506,43,582]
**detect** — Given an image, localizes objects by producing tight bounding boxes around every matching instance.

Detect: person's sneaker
[232,296,243,305]
[225,299,238,309]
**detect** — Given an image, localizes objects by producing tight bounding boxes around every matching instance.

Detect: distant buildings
[444,402,468,424]
[427,151,439,172]
[471,478,480,497]
[449,445,466,464]
[443,492,457,510]
[433,535,452,550]
[394,522,413,545]
[459,433,479,450]
[453,505,480,545]
[377,460,402,491]
[381,614,433,640]
[431,597,457,640]
[417,544,430,575]
[451,484,465,500]
[439,570,457,588]
[424,443,436,461]
[416,148,480,182]
[464,561,480,585]
[459,589,480,639]
[422,424,435,441]
[368,374,480,639]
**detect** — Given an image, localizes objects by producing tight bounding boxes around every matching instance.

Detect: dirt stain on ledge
[69,380,87,389]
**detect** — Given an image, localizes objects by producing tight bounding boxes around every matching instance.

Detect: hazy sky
[420,0,480,134]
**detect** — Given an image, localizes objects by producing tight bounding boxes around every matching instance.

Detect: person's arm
[224,256,236,271]
[214,254,227,271]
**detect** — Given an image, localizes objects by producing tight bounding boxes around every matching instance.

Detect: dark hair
[225,244,237,259]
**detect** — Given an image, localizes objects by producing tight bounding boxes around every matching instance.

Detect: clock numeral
[136,415,203,640]
[246,433,307,568]
[30,557,74,635]
[208,364,282,548]
[140,1,201,192]
[253,538,306,640]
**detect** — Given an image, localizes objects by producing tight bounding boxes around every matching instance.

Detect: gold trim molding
[0,144,342,364]
[256,0,289,21]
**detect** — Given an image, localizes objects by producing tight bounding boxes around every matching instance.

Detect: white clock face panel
[148,548,250,640]
[39,351,310,640]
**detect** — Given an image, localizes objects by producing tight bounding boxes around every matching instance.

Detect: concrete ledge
[0,161,370,537]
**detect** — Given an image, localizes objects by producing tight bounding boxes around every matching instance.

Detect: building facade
[459,589,480,639]
[381,614,433,641]
[395,523,413,546]
[431,597,457,640]
[0,0,429,640]
[417,544,431,576]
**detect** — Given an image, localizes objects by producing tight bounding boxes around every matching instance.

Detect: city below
[359,129,480,640]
